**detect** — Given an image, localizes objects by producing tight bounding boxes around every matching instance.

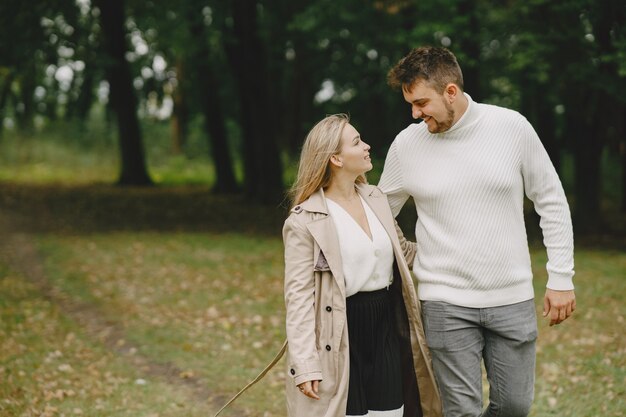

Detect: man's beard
[428,99,455,133]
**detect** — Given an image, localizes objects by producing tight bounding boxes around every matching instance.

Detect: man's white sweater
[378,94,574,308]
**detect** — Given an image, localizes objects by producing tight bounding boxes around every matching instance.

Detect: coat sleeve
[394,219,417,269]
[283,214,323,385]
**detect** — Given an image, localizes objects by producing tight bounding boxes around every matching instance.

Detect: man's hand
[543,289,576,326]
[297,380,320,400]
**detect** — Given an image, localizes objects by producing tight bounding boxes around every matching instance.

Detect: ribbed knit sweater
[378,94,574,308]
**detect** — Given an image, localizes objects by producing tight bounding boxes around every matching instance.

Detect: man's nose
[412,106,422,119]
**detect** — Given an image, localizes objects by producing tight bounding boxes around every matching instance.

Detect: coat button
[326,306,332,312]
[325,345,331,351]
[290,368,295,375]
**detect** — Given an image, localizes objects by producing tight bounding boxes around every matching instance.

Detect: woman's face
[334,123,372,175]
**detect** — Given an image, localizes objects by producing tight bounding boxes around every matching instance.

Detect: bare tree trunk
[457,0,482,101]
[285,42,316,154]
[0,70,14,139]
[185,3,238,193]
[520,76,560,173]
[621,104,626,213]
[170,59,187,155]
[201,68,238,193]
[95,0,152,186]
[227,0,283,203]
[69,65,95,126]
[16,66,36,134]
[567,87,603,233]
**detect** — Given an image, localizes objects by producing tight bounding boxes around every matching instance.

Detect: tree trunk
[170,59,187,155]
[201,68,239,194]
[456,0,481,100]
[285,41,316,154]
[16,66,36,134]
[519,76,560,173]
[592,0,625,214]
[185,4,238,193]
[227,0,283,203]
[621,104,626,213]
[70,66,95,126]
[95,0,152,186]
[0,70,14,139]
[567,88,604,233]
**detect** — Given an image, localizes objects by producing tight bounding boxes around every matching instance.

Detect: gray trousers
[421,299,537,417]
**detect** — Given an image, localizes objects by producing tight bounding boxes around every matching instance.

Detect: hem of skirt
[347,404,404,417]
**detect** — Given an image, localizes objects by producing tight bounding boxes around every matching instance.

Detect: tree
[184,1,238,194]
[224,0,283,203]
[95,0,152,186]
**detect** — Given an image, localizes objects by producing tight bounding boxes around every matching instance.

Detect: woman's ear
[330,154,343,168]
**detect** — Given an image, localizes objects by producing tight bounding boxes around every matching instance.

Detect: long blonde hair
[288,114,367,209]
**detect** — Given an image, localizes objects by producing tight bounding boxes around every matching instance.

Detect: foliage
[0,0,624,220]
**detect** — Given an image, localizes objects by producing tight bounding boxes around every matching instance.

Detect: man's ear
[445,83,459,103]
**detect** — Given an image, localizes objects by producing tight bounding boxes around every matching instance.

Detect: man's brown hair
[388,46,464,93]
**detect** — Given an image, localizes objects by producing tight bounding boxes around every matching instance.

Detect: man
[378,46,576,417]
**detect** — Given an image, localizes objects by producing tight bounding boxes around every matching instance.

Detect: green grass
[36,233,287,416]
[0,263,216,417]
[0,117,231,186]
[1,233,622,416]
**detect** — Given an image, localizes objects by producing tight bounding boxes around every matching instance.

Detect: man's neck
[451,92,470,126]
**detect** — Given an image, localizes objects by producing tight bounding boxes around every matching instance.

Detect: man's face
[402,80,455,133]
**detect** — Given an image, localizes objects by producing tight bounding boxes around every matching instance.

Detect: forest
[1,0,625,233]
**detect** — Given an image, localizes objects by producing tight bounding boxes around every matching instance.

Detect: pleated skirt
[346,288,404,417]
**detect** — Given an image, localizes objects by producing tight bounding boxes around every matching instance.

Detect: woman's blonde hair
[288,114,366,209]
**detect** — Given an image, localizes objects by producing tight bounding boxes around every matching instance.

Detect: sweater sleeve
[378,140,410,218]
[519,118,575,290]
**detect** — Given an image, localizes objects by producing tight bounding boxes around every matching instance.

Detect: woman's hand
[297,380,321,400]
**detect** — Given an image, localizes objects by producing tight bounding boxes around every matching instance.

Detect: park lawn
[2,232,625,416]
[0,262,215,417]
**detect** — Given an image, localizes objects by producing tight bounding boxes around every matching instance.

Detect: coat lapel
[357,184,403,254]
[300,188,346,298]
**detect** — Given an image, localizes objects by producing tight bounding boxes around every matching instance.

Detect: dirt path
[0,208,246,416]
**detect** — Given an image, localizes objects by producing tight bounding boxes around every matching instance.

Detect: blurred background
[0,1,624,416]
[0,0,624,232]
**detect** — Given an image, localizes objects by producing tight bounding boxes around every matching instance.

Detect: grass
[1,231,624,416]
[0,116,226,186]
[0,118,624,416]
[0,263,215,417]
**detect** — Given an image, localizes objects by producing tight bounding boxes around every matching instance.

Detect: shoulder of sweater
[476,101,528,125]
[392,122,427,147]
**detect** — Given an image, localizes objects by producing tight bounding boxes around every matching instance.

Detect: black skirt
[346,288,404,416]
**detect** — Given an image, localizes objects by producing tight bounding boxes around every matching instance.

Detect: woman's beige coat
[284,183,443,417]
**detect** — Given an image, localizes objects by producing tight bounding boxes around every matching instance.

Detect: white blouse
[326,196,394,297]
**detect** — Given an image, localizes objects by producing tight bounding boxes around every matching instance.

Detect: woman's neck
[325,178,359,201]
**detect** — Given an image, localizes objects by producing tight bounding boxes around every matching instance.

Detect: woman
[284,114,442,417]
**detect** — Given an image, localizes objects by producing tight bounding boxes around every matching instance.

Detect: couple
[284,46,576,417]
